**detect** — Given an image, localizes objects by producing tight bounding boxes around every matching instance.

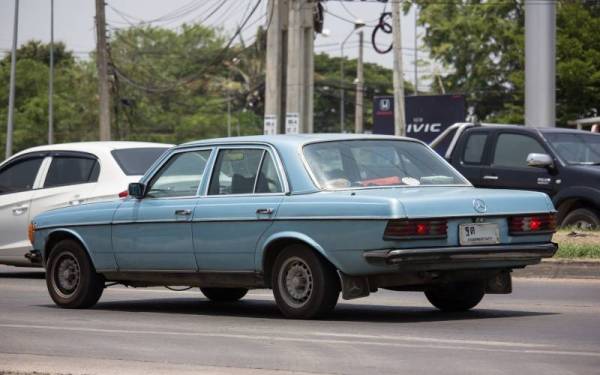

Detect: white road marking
[1,323,598,358]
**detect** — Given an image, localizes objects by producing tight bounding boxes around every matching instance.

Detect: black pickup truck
[430,123,600,229]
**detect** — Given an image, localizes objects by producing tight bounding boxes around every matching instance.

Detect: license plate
[459,223,500,246]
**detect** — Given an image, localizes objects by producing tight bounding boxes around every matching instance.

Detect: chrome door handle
[175,209,192,216]
[12,205,28,216]
[483,175,499,180]
[256,208,274,215]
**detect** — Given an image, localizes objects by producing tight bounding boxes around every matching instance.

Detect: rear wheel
[271,244,339,319]
[46,239,104,309]
[200,287,248,302]
[562,208,600,230]
[425,281,485,312]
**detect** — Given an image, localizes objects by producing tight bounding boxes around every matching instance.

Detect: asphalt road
[1,265,599,375]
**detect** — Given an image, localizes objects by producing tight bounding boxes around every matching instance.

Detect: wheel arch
[259,232,342,288]
[554,190,600,224]
[43,229,94,267]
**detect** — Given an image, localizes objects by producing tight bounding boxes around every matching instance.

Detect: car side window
[44,156,100,188]
[208,148,266,195]
[256,153,283,193]
[493,133,546,168]
[462,133,488,164]
[0,157,44,195]
[146,150,211,198]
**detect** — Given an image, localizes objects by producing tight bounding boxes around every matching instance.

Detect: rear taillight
[118,190,128,198]
[509,213,556,235]
[384,219,448,240]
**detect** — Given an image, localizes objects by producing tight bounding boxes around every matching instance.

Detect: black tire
[425,281,485,312]
[271,244,339,319]
[201,287,248,302]
[561,208,600,230]
[45,239,104,309]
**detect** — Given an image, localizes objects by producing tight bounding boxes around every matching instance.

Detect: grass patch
[553,230,600,259]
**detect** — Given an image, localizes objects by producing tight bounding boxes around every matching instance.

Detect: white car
[0,141,172,267]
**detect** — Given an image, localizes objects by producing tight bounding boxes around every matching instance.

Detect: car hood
[303,186,555,219]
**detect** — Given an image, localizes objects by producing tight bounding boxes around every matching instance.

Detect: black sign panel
[373,95,466,144]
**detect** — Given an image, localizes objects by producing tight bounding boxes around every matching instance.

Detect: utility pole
[414,5,418,95]
[525,0,556,127]
[340,20,364,133]
[5,0,19,159]
[95,0,111,140]
[285,0,314,134]
[391,0,406,137]
[48,0,54,144]
[354,31,364,134]
[264,0,288,134]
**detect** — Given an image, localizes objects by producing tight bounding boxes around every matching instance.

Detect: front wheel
[425,281,485,312]
[200,287,248,302]
[272,244,339,319]
[46,239,104,309]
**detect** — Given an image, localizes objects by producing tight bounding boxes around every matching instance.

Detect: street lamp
[340,19,365,133]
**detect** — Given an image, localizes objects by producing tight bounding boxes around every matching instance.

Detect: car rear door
[451,128,493,187]
[112,148,212,271]
[479,130,556,195]
[193,146,285,271]
[29,152,101,220]
[0,154,46,262]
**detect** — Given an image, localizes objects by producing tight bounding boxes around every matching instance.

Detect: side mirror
[128,182,145,199]
[527,153,554,169]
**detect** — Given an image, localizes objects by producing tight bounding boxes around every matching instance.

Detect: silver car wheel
[278,256,313,308]
[52,251,81,299]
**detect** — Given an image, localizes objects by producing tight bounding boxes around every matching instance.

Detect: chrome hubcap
[279,257,313,308]
[53,252,80,298]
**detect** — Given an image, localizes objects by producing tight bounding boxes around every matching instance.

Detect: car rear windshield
[303,140,469,190]
[545,132,600,165]
[111,148,169,176]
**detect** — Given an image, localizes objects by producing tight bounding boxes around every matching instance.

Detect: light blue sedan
[30,134,557,319]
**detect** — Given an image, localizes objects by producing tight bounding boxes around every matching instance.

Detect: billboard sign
[373,95,466,144]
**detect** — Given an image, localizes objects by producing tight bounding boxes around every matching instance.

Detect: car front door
[112,148,212,271]
[480,131,556,195]
[193,146,285,271]
[0,154,46,263]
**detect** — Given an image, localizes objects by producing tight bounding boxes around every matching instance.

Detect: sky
[0,0,426,91]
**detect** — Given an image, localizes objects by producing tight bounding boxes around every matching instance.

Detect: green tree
[414,1,600,125]
[0,41,97,159]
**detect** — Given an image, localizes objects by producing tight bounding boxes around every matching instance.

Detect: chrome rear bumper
[364,243,558,270]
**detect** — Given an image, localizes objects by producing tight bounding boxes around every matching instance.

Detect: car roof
[12,141,173,157]
[180,133,417,149]
[464,123,595,135]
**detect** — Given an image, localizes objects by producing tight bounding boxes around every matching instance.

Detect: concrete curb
[513,259,600,279]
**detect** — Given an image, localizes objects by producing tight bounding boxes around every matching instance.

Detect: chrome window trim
[298,138,472,192]
[204,144,288,196]
[141,147,214,201]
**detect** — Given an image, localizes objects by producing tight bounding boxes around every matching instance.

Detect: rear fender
[257,231,343,272]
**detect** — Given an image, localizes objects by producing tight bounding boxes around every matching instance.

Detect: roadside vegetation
[553,230,600,259]
[2,2,600,158]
